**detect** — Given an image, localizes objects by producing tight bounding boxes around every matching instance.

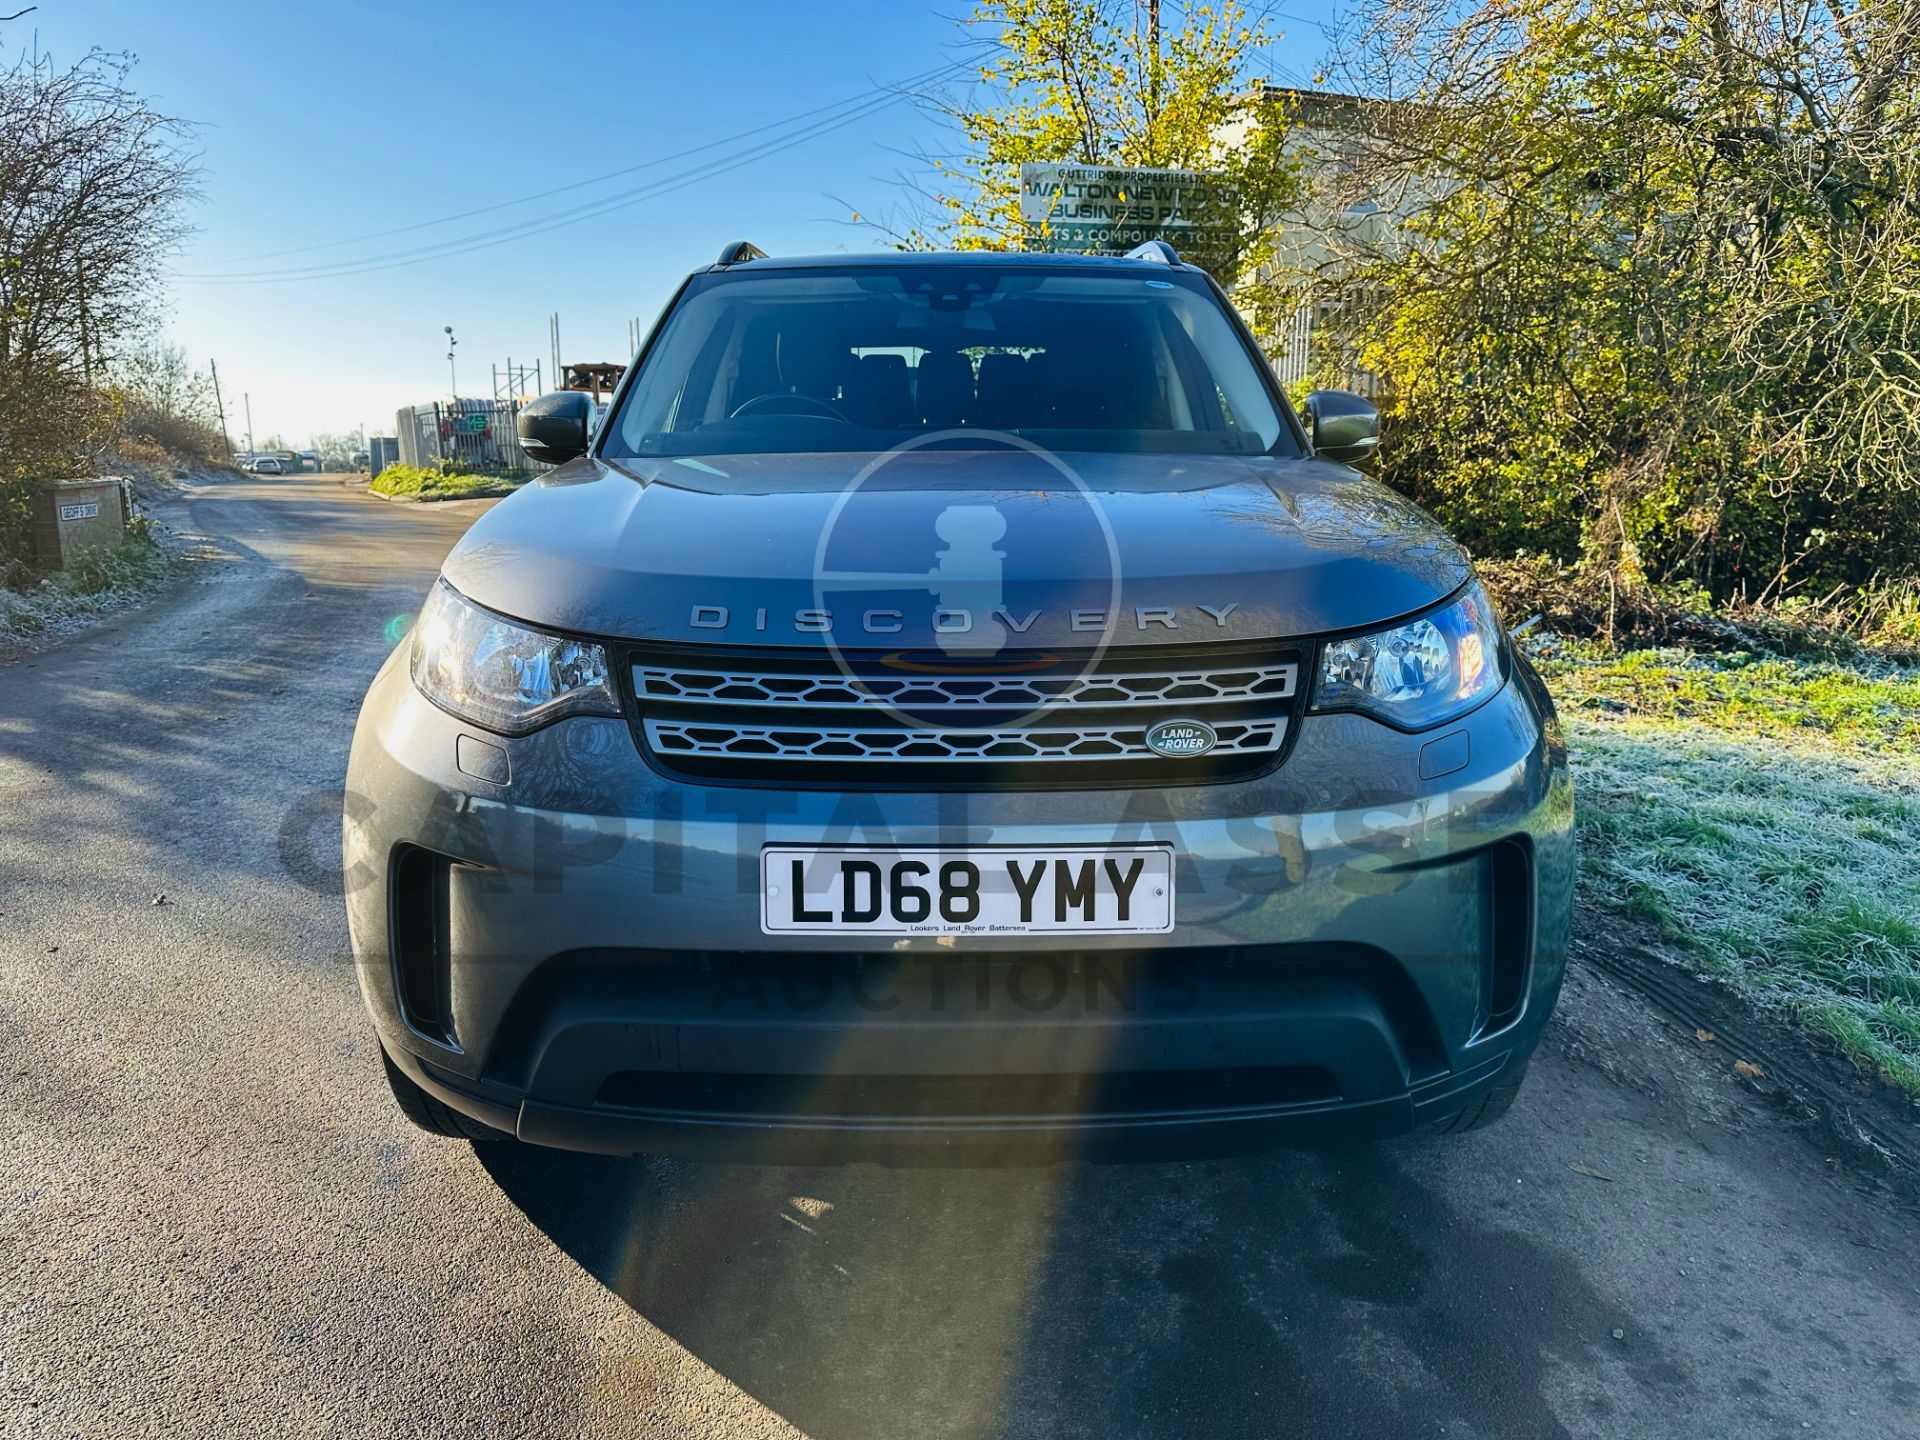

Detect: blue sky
[22,2,1335,443]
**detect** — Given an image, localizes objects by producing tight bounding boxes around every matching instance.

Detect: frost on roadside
[1555,644,1920,1100]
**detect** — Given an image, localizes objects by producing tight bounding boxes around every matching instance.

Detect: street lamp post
[445,325,458,402]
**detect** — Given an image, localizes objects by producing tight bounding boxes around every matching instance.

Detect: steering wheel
[729,392,850,423]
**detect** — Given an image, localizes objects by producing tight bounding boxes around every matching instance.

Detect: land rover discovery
[344,242,1574,1160]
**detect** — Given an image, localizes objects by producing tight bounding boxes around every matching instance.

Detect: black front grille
[619,639,1308,789]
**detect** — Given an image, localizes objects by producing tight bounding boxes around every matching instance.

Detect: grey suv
[345,243,1573,1160]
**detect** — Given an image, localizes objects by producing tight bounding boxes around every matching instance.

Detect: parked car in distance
[251,456,284,475]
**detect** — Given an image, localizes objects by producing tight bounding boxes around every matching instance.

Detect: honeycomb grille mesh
[625,644,1301,783]
[634,663,1296,710]
[645,717,1287,763]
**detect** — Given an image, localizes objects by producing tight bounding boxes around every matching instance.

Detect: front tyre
[1423,1062,1530,1136]
[381,1048,507,1142]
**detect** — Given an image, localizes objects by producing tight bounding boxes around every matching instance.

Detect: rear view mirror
[517,390,593,465]
[1303,390,1380,464]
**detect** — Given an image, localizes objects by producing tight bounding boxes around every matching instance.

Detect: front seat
[775,327,850,404]
[844,353,913,428]
[916,351,974,428]
[973,351,1029,430]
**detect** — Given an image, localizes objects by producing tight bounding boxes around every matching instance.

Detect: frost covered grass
[1539,639,1920,752]
[0,537,175,653]
[1537,640,1920,1097]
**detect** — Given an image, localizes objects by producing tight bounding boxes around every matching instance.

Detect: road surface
[1,470,1915,1438]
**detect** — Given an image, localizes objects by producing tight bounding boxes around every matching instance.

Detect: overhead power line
[178,88,925,284]
[207,53,988,270]
[175,53,986,286]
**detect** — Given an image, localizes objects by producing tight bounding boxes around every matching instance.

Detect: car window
[605,267,1296,459]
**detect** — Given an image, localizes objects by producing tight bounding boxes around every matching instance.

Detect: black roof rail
[716,240,769,265]
[1125,239,1181,265]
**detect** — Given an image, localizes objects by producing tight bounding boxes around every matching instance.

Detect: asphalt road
[1,469,1916,1439]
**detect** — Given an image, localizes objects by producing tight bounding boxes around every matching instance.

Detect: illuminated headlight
[1312,582,1507,729]
[409,580,618,735]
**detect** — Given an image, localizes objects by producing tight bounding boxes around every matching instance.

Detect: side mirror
[1303,390,1380,464]
[517,390,593,464]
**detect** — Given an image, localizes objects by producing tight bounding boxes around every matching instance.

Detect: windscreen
[604,266,1297,459]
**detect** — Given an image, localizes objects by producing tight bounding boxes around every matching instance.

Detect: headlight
[1312,582,1507,729]
[409,580,618,735]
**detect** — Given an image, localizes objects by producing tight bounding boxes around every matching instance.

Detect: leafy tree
[110,343,226,464]
[0,45,196,570]
[897,0,1302,290]
[1308,0,1920,600]
[311,432,364,466]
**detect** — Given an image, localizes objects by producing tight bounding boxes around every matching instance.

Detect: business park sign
[1019,163,1238,265]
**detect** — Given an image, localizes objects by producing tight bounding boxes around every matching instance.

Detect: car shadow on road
[476,1137,1650,1440]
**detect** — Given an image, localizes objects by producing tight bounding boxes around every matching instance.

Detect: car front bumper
[345,645,1574,1161]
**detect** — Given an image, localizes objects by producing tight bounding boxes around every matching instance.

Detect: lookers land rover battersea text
[345,242,1574,1160]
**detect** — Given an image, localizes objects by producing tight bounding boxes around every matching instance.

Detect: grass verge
[0,537,177,653]
[369,465,519,501]
[1535,639,1920,1098]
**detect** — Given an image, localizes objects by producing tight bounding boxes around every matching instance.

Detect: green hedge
[368,465,510,501]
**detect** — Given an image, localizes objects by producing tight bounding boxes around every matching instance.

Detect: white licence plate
[761,845,1176,937]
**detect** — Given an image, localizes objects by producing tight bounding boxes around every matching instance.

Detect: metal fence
[1270,302,1315,392]
[394,398,543,473]
[1267,294,1384,399]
